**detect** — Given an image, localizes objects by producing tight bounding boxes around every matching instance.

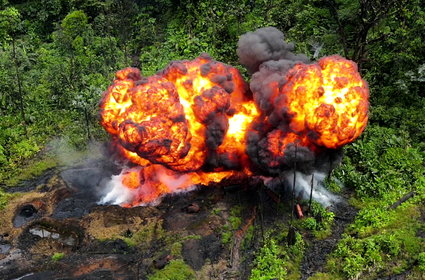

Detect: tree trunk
[388,191,416,210]
[83,107,91,141]
[326,0,349,58]
[123,42,129,65]
[12,37,27,136]
[352,24,372,71]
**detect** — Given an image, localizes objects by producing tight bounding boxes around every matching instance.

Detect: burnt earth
[0,160,358,280]
[0,162,263,280]
[7,168,57,193]
[300,196,358,279]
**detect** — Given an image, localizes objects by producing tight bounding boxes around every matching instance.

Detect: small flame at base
[100,165,242,207]
[100,173,141,206]
[99,166,342,208]
[99,166,197,207]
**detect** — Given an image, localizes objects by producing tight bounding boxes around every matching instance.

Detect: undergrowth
[250,227,305,280]
[0,188,13,210]
[313,124,425,279]
[221,205,243,246]
[2,157,57,187]
[298,201,335,239]
[0,111,106,187]
[148,259,196,280]
[51,252,65,262]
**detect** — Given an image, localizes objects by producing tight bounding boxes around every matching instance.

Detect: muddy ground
[300,198,357,279]
[0,160,357,280]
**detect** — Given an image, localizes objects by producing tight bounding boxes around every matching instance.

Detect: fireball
[280,55,369,148]
[99,53,369,206]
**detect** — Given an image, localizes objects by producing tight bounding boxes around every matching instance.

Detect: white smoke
[98,166,198,206]
[48,137,104,166]
[261,171,341,207]
[99,171,138,205]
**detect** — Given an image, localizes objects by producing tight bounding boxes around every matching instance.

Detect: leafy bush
[0,145,7,166]
[302,217,318,231]
[10,138,40,162]
[250,239,288,280]
[221,205,243,245]
[51,252,65,261]
[310,202,335,230]
[370,104,425,146]
[418,252,425,272]
[250,229,305,280]
[348,207,392,237]
[148,260,195,280]
[0,189,13,210]
[299,202,335,238]
[330,234,388,279]
[329,223,423,279]
[334,125,424,200]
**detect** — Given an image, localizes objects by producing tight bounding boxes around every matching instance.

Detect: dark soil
[0,162,259,279]
[7,168,57,193]
[0,159,360,280]
[300,195,358,279]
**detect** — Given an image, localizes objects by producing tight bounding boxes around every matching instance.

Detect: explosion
[280,56,369,148]
[99,27,369,207]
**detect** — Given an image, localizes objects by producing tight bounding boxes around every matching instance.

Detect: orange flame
[120,165,238,206]
[280,55,369,148]
[99,54,369,206]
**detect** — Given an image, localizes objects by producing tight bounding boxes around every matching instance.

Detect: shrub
[0,189,13,210]
[250,239,287,280]
[334,125,424,200]
[148,260,195,280]
[418,252,425,272]
[51,252,65,261]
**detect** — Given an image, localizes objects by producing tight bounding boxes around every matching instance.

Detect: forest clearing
[0,1,424,279]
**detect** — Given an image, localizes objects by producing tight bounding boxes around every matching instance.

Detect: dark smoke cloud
[314,148,344,174]
[237,27,309,74]
[238,27,343,179]
[237,27,311,175]
[250,60,297,114]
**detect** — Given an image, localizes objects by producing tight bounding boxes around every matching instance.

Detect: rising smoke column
[238,27,315,175]
[237,27,310,75]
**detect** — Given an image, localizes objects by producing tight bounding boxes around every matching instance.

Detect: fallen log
[388,191,416,210]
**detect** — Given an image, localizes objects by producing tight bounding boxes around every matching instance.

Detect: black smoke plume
[238,27,343,206]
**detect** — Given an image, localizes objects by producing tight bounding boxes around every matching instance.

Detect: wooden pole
[308,173,314,213]
[258,189,265,242]
[291,144,297,220]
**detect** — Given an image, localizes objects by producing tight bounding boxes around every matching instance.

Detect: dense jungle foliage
[0,0,424,279]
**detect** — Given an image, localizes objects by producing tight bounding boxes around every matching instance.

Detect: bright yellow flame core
[283,55,369,148]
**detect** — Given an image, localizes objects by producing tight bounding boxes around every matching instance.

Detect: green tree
[0,7,27,134]
[50,10,123,141]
